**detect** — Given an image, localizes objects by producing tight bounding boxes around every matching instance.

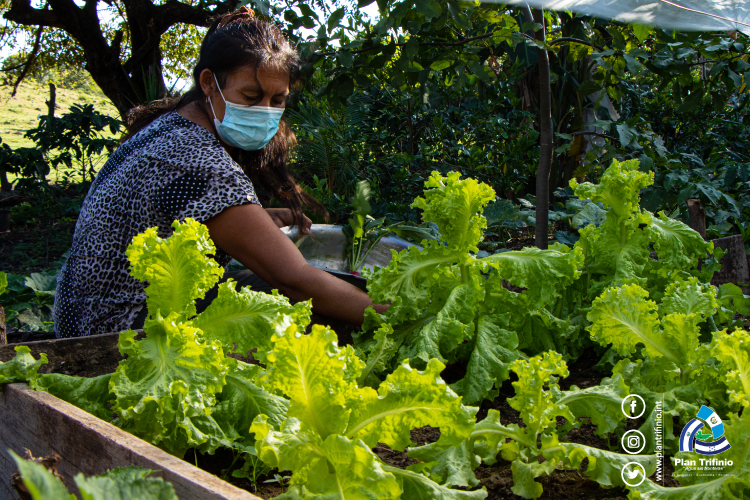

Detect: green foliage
[10,451,179,500]
[470,352,655,499]
[251,323,484,499]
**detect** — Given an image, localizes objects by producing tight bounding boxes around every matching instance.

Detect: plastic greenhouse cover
[481,0,750,35]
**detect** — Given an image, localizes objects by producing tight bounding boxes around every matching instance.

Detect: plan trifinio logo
[679,406,731,455]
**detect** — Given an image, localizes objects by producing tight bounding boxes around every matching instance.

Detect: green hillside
[0,80,119,150]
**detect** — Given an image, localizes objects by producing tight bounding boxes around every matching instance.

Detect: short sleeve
[155,168,260,223]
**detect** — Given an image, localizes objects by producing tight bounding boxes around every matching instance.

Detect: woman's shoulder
[134,111,241,176]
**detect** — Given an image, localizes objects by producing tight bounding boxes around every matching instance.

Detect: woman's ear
[199,69,216,97]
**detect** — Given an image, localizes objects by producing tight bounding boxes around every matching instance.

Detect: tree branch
[549,37,604,51]
[5,0,65,28]
[11,24,43,97]
[569,131,618,141]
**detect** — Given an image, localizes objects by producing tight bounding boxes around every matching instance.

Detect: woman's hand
[265,208,312,235]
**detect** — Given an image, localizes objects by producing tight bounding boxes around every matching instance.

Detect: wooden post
[0,306,6,346]
[686,199,707,240]
[45,83,56,118]
[710,235,750,288]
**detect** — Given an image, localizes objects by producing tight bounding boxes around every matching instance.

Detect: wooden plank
[0,333,123,377]
[711,235,750,286]
[0,383,260,500]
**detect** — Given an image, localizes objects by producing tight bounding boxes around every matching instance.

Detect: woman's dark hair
[126,7,326,227]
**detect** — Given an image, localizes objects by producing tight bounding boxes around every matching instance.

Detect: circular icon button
[621,429,647,454]
[621,394,646,419]
[621,462,647,487]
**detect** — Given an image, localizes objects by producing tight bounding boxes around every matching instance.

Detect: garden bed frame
[0,335,261,500]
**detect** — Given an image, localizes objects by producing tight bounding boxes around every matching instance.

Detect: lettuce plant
[250,322,486,499]
[360,172,583,404]
[10,451,179,500]
[468,351,655,499]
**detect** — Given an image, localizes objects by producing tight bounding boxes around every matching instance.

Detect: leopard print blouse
[53,111,259,338]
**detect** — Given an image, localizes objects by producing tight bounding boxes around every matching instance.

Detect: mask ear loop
[207,72,226,123]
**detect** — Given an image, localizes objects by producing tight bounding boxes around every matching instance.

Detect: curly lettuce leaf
[562,442,656,488]
[647,213,712,271]
[384,466,487,499]
[345,358,477,451]
[407,441,481,488]
[571,159,653,223]
[126,218,223,321]
[210,359,289,445]
[33,373,113,421]
[451,314,519,405]
[400,282,482,365]
[261,323,356,437]
[0,345,48,384]
[707,329,750,407]
[10,450,73,500]
[356,322,399,387]
[659,277,717,318]
[587,284,681,365]
[252,417,402,500]
[481,246,583,309]
[411,171,495,253]
[74,469,179,500]
[190,282,311,360]
[557,373,630,437]
[110,313,229,455]
[508,351,575,437]
[364,241,463,323]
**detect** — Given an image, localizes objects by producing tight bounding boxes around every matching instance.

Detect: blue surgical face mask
[208,74,285,151]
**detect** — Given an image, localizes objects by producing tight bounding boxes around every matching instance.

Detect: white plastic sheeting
[482,0,750,35]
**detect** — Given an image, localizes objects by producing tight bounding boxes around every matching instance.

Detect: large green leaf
[110,313,229,455]
[407,441,481,488]
[0,345,48,384]
[364,241,463,323]
[707,328,750,407]
[33,373,113,421]
[191,283,311,360]
[384,466,487,499]
[481,246,583,309]
[401,282,481,364]
[261,324,356,437]
[9,450,73,500]
[75,470,179,500]
[126,218,223,321]
[659,277,717,318]
[345,358,477,451]
[562,442,656,488]
[451,314,519,405]
[411,171,495,253]
[647,213,711,270]
[557,373,630,437]
[588,284,681,365]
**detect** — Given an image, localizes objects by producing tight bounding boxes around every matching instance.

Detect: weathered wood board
[0,332,123,377]
[0,383,261,500]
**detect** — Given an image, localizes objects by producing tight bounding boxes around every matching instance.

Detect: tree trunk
[5,0,242,119]
[524,6,553,250]
[711,235,749,287]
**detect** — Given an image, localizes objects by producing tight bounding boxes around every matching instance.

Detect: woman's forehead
[229,65,290,91]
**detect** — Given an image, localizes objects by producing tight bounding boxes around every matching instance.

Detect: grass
[0,79,119,149]
[0,79,122,184]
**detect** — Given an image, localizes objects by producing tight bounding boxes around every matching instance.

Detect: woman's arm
[265,208,312,234]
[205,203,387,325]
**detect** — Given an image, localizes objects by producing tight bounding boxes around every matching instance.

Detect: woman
[53,7,386,338]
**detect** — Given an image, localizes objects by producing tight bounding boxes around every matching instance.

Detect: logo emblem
[621,462,647,487]
[679,405,731,455]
